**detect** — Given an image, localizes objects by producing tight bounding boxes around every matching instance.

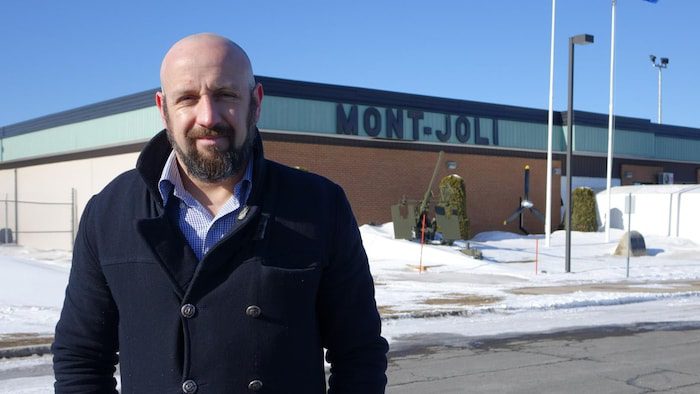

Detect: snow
[1,225,700,390]
[0,246,70,334]
[0,355,55,393]
[1,225,699,347]
[361,223,700,343]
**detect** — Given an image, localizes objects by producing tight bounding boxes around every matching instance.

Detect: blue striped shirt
[158,151,253,261]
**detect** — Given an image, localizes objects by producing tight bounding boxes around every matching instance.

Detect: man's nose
[194,96,222,128]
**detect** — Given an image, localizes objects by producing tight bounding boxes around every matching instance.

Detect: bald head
[159,33,255,97]
[154,33,264,185]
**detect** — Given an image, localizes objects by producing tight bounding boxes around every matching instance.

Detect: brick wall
[263,137,562,236]
[620,164,663,186]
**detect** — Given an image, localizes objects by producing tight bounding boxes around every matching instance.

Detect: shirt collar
[158,151,253,208]
[158,151,180,206]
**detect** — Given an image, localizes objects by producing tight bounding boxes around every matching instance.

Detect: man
[53,33,388,393]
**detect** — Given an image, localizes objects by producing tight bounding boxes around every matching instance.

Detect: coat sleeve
[320,185,389,394]
[52,198,120,393]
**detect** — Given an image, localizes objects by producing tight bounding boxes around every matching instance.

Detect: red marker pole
[535,239,539,275]
[419,214,426,273]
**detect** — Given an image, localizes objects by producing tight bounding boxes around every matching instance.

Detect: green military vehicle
[391,151,464,243]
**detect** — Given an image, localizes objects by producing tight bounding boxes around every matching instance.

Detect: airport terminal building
[2,76,699,250]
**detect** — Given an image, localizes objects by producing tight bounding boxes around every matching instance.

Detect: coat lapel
[133,128,272,300]
[136,214,199,298]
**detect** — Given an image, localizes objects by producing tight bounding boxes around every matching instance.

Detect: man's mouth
[195,135,230,151]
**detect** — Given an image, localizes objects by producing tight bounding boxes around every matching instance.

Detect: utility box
[658,172,674,184]
[0,228,14,244]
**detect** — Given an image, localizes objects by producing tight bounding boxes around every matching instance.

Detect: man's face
[162,93,257,183]
[157,41,262,183]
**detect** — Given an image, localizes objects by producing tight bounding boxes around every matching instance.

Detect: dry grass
[0,333,53,348]
[378,305,399,316]
[510,280,700,295]
[422,293,502,306]
[378,293,501,318]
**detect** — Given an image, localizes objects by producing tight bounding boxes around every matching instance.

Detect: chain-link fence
[1,188,77,248]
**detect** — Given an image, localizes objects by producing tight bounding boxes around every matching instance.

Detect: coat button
[245,305,261,318]
[182,379,197,393]
[181,304,196,318]
[237,206,249,220]
[248,379,263,391]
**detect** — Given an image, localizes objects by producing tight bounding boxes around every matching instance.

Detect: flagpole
[545,0,556,247]
[605,0,616,242]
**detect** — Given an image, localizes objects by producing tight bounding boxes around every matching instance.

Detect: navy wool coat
[52,130,389,393]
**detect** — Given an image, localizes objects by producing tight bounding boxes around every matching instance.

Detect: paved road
[3,322,700,393]
[387,322,700,393]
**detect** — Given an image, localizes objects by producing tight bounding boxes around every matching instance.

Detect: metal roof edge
[3,76,699,140]
[2,89,160,138]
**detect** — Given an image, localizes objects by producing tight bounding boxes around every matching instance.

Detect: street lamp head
[571,34,594,45]
[651,56,669,69]
[651,56,669,124]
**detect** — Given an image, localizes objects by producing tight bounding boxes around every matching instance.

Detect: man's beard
[165,101,257,183]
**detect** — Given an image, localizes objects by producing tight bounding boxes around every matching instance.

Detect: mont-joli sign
[336,103,499,146]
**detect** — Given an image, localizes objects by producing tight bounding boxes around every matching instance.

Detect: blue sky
[2,0,698,128]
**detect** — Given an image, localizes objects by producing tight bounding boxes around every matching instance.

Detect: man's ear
[252,83,264,123]
[155,91,168,128]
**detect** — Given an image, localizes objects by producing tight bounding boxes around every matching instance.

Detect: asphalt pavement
[4,322,700,393]
[387,321,700,393]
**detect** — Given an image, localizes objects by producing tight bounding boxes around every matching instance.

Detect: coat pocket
[256,260,321,325]
[253,262,324,380]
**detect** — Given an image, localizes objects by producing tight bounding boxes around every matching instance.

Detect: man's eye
[218,93,238,100]
[177,96,197,104]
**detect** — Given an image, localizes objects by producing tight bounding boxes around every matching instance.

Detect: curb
[0,344,52,359]
[382,309,472,320]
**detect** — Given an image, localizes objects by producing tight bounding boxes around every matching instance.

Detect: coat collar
[135,128,268,209]
[134,128,270,298]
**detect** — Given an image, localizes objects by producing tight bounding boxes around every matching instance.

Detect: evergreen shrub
[572,187,597,232]
[438,174,470,239]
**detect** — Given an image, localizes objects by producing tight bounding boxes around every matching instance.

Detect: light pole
[544,0,556,247]
[565,34,594,274]
[650,55,669,124]
[604,0,617,243]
